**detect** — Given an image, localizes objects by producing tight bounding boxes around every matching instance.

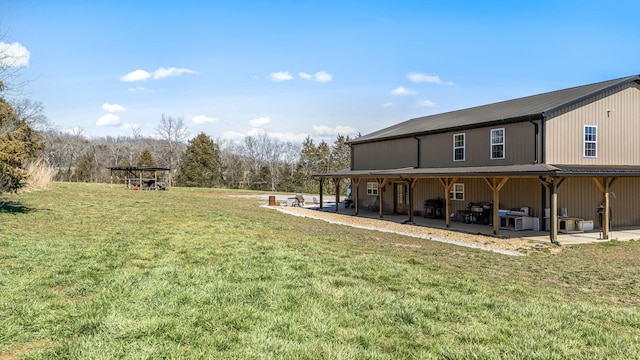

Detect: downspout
[529,120,539,164]
[413,135,421,168]
[540,112,547,230]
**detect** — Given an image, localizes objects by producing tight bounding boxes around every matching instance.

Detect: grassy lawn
[1,182,639,359]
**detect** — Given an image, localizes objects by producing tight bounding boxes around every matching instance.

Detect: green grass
[1,182,639,359]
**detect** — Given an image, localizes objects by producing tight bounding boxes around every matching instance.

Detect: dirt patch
[0,340,54,360]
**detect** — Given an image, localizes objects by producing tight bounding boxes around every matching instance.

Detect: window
[584,125,597,158]
[449,183,464,201]
[453,133,465,161]
[491,128,505,159]
[367,182,378,195]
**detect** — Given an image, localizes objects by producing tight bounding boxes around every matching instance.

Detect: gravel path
[268,204,558,256]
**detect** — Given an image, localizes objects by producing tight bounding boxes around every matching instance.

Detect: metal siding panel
[546,83,640,165]
[420,122,537,168]
[352,138,417,170]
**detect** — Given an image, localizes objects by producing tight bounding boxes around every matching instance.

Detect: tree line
[2,98,354,194]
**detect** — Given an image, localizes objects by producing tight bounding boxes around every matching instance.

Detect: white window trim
[584,125,597,158]
[366,182,378,196]
[490,128,505,160]
[449,183,464,201]
[453,133,465,162]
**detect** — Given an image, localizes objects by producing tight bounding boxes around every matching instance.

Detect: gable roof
[351,75,640,145]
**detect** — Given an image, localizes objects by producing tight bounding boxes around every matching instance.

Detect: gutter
[413,135,421,168]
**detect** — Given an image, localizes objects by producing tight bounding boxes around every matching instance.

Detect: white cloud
[313,125,356,135]
[391,86,415,95]
[314,71,333,82]
[270,71,293,82]
[192,115,217,124]
[270,131,310,142]
[298,72,313,80]
[417,99,437,107]
[221,130,246,140]
[249,116,271,127]
[128,87,145,92]
[102,103,126,112]
[153,67,197,79]
[408,72,454,85]
[221,129,309,143]
[0,42,30,67]
[120,122,139,130]
[383,102,396,108]
[96,113,121,126]
[120,69,151,82]
[120,67,196,82]
[65,127,85,136]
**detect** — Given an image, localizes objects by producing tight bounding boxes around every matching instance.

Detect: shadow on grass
[0,200,34,214]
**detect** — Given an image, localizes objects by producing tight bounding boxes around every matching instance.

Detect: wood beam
[333,177,340,213]
[376,177,386,218]
[319,178,325,209]
[439,177,458,227]
[405,177,417,224]
[483,177,509,235]
[353,178,361,216]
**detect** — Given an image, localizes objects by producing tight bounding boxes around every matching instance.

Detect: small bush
[20,160,56,192]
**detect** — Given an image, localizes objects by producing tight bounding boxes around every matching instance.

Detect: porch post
[333,177,340,213]
[483,177,509,235]
[319,178,324,209]
[353,178,361,216]
[593,177,616,240]
[407,178,417,224]
[439,177,458,228]
[550,180,558,244]
[376,178,386,218]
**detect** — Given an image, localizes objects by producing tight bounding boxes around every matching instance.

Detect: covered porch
[313,164,640,245]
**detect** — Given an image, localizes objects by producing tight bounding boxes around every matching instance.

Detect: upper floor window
[453,133,465,161]
[491,128,505,159]
[584,125,597,158]
[367,182,378,195]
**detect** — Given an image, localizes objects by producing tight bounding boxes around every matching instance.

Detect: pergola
[108,166,171,190]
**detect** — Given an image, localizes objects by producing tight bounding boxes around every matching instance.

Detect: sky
[1,0,639,143]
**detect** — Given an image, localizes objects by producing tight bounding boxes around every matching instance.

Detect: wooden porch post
[333,177,340,213]
[406,177,417,224]
[593,177,616,240]
[319,178,325,209]
[439,177,458,228]
[376,177,386,218]
[353,178,361,216]
[540,176,564,245]
[483,177,509,235]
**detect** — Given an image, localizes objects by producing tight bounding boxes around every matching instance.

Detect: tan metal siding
[546,83,640,165]
[556,177,640,228]
[352,137,417,170]
[419,122,538,168]
[411,178,542,218]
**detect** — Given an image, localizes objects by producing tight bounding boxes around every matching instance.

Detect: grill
[423,198,444,219]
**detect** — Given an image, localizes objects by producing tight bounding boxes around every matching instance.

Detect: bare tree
[9,98,53,131]
[1,32,31,95]
[155,114,189,183]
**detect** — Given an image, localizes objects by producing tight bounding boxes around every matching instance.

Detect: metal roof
[351,75,640,144]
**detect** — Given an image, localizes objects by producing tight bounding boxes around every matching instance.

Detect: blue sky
[1,0,639,142]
